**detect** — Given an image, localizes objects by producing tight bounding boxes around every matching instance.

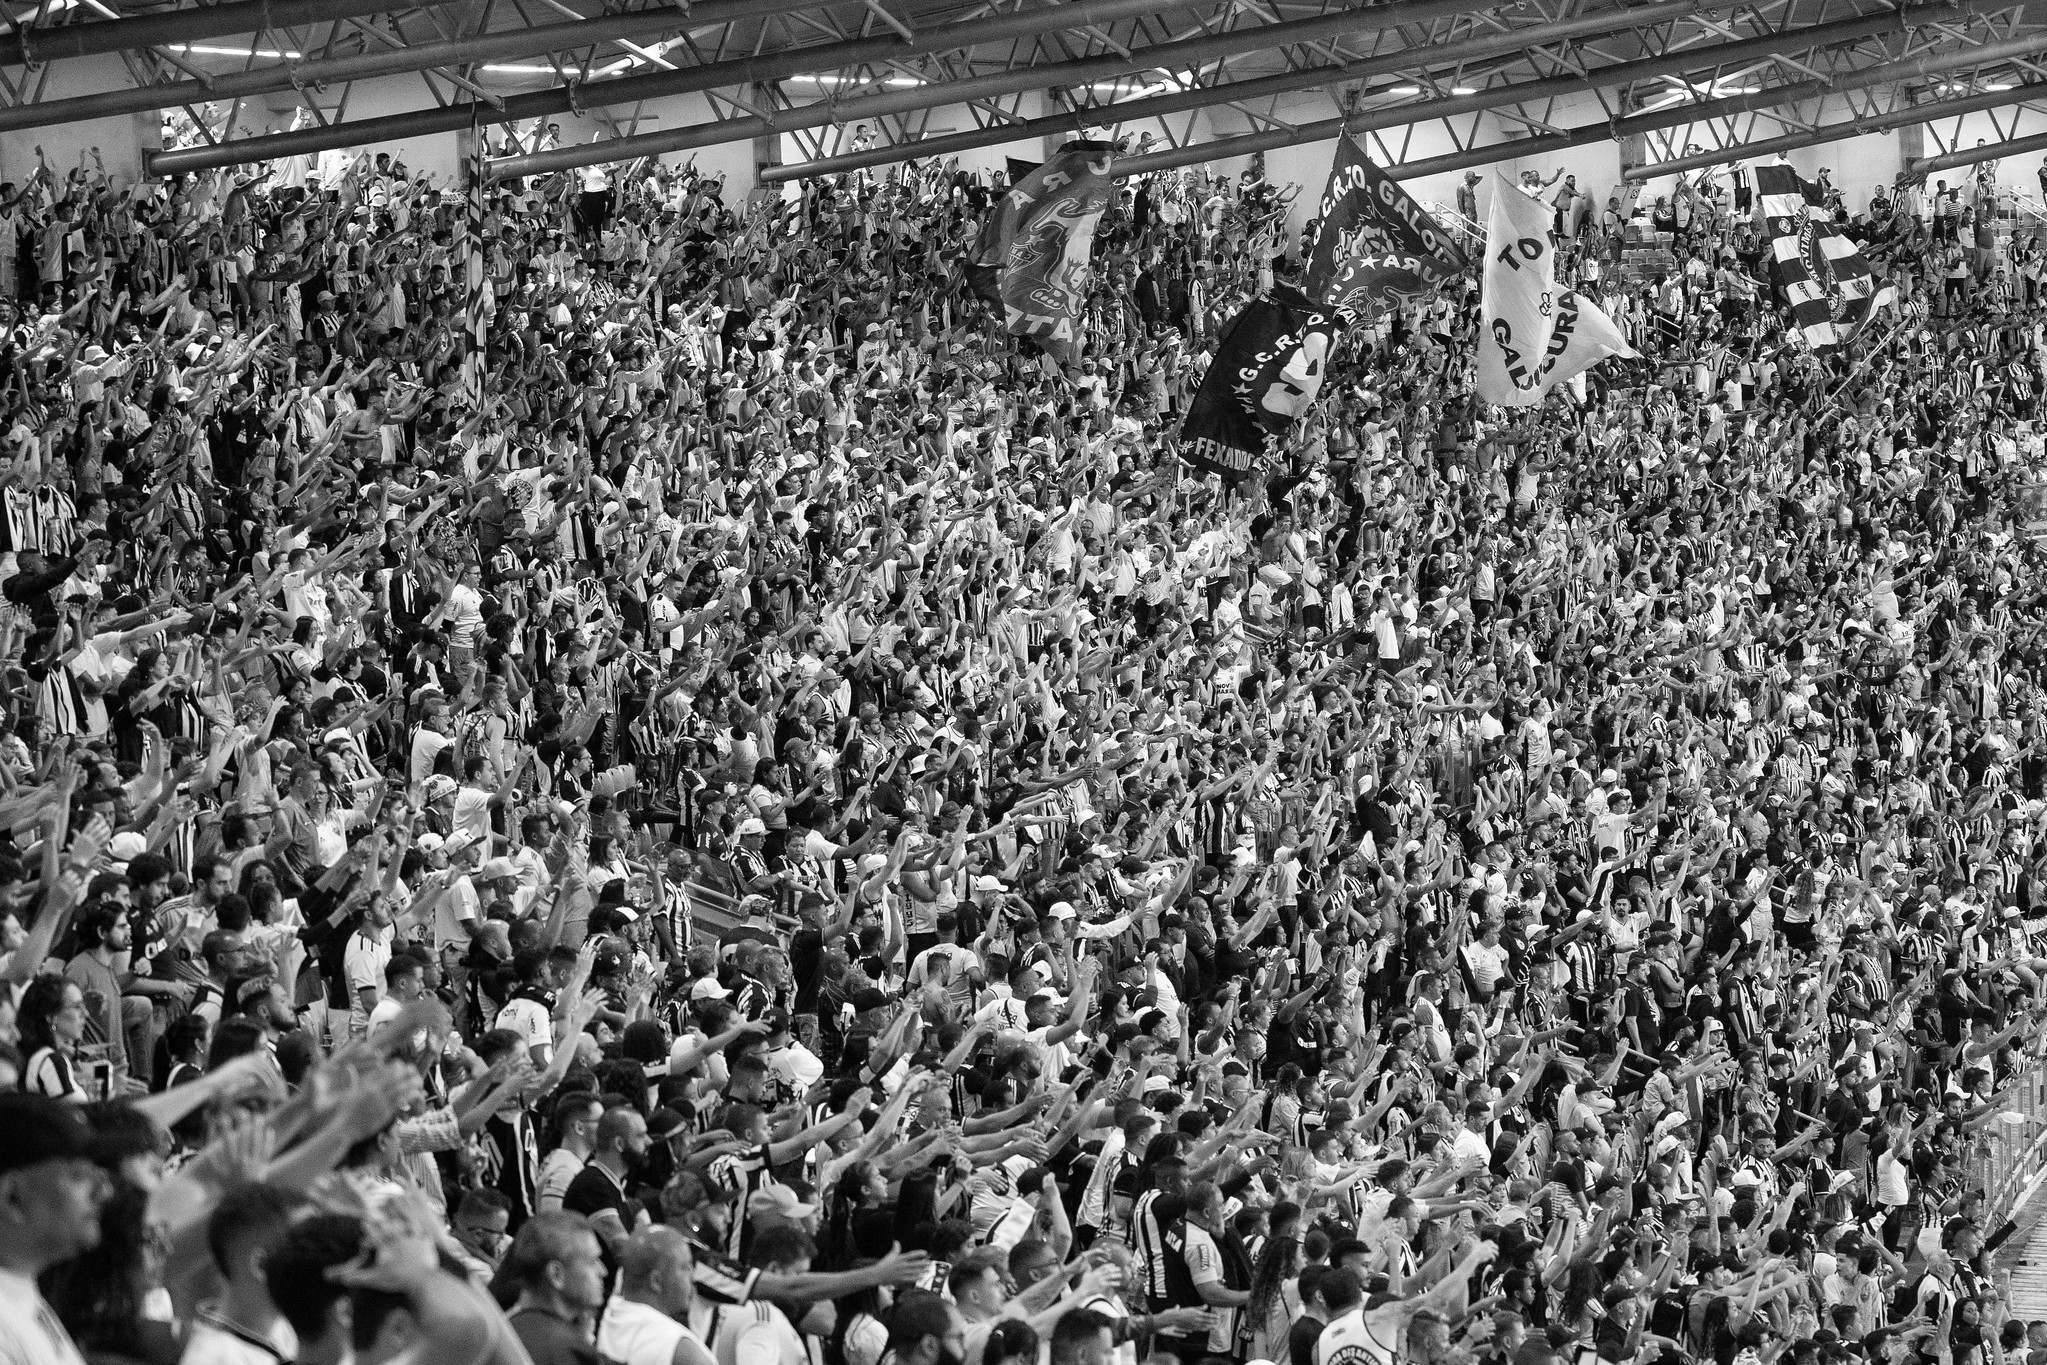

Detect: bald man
[598,1226,717,1365]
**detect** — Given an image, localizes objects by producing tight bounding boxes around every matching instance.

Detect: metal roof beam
[0,0,829,132]
[492,0,1760,178]
[1102,23,2047,180]
[1914,122,2047,170]
[759,0,1992,180]
[1630,80,2047,174]
[0,0,467,65]
[147,0,1276,172]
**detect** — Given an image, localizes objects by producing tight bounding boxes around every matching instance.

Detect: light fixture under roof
[1451,85,1478,94]
[168,43,301,57]
[1389,84,1421,94]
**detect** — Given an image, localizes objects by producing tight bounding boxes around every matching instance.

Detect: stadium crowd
[0,129,2039,1365]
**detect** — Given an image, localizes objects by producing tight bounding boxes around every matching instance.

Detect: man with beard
[564,1103,653,1262]
[883,1291,970,1365]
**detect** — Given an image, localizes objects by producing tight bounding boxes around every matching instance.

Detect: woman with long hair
[820,1160,886,1270]
[1244,1200,1304,1363]
[19,974,92,1102]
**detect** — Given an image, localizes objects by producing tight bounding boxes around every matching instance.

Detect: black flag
[1305,134,1468,314]
[1177,283,1337,482]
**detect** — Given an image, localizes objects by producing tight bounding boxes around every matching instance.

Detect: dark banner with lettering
[993,141,1115,365]
[1178,283,1337,482]
[1305,134,1468,315]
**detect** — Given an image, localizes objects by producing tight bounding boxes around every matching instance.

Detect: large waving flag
[1178,282,1338,482]
[1476,173,1635,407]
[980,140,1115,365]
[1305,134,1467,314]
[1754,161,1892,353]
[461,110,490,410]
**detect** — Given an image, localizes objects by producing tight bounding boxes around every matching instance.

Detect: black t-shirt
[1287,1316,1326,1365]
[562,1162,640,1248]
[509,1307,602,1365]
[790,927,824,1013]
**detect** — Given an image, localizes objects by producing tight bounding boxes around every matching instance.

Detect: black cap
[0,1093,91,1174]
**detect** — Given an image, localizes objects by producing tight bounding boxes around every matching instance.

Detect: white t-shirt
[599,1294,714,1365]
[714,1300,808,1365]
[443,584,485,648]
[497,996,555,1064]
[434,876,481,948]
[1183,1223,1235,1353]
[453,787,496,847]
[367,996,407,1036]
[907,943,981,1010]
[539,1148,584,1213]
[179,1304,297,1365]
[0,1266,87,1364]
[409,729,451,785]
[342,926,393,1036]
[1316,1305,1403,1365]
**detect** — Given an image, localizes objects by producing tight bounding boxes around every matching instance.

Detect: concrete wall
[0,54,156,189]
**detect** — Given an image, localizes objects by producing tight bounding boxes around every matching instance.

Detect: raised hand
[325,1192,444,1291]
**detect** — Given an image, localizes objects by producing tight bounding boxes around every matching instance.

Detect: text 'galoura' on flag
[1475,171,1635,407]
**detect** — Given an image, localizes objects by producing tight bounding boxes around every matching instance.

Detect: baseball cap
[477,858,518,882]
[748,1185,819,1222]
[736,817,767,837]
[424,775,457,801]
[690,978,731,1001]
[1046,901,1077,920]
[0,1093,92,1174]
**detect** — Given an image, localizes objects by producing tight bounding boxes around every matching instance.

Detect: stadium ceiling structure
[2,0,2045,182]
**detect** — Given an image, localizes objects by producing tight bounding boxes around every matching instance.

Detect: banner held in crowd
[1476,171,1635,407]
[461,113,490,410]
[1754,160,1893,353]
[1179,282,1338,481]
[984,140,1115,364]
[1305,133,1468,314]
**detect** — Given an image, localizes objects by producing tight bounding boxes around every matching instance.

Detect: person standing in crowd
[0,129,2038,1365]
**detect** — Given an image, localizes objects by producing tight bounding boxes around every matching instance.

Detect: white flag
[1475,172,1635,407]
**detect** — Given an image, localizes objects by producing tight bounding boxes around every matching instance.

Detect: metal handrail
[1978,1062,2047,1223]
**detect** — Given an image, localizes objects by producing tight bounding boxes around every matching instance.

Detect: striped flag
[461,109,490,409]
[1754,161,1893,353]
